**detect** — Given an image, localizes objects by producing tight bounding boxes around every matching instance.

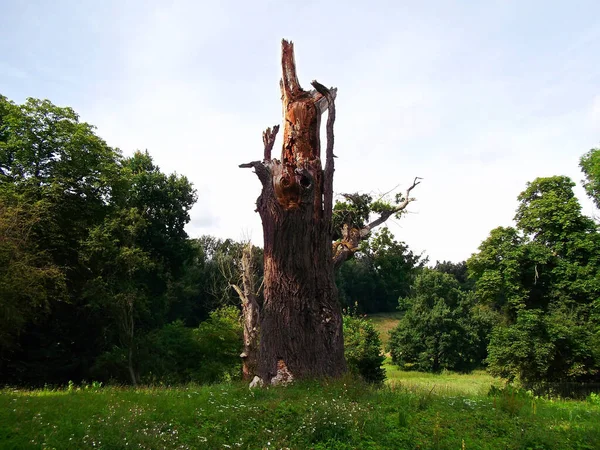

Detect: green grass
[384,358,502,396]
[366,311,403,349]
[2,376,599,450]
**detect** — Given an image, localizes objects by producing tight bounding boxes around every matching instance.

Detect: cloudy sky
[2,0,599,263]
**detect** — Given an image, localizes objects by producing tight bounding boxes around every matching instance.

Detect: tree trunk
[236,243,260,380]
[241,40,346,382]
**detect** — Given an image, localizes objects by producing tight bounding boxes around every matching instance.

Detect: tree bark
[231,243,260,380]
[241,40,346,382]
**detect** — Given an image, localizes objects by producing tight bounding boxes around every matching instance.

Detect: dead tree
[241,40,419,384]
[241,40,345,382]
[230,243,260,380]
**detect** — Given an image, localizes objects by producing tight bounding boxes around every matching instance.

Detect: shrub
[192,305,243,383]
[139,320,205,384]
[92,306,242,385]
[343,315,385,385]
[486,306,598,384]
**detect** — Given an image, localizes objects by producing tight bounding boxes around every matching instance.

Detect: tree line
[0,96,254,385]
[389,152,600,388]
[0,96,395,386]
[2,94,599,388]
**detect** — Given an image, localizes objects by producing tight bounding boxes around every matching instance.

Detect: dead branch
[332,177,422,269]
[237,243,261,380]
[311,87,338,114]
[363,177,422,233]
[311,80,336,225]
[240,125,280,182]
[262,125,280,161]
[239,160,270,186]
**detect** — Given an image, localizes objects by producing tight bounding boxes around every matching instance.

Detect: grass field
[366,311,403,350]
[2,312,599,449]
[385,361,502,396]
[2,376,599,450]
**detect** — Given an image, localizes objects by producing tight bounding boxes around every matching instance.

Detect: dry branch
[262,125,280,161]
[364,176,422,232]
[332,177,422,269]
[311,80,336,225]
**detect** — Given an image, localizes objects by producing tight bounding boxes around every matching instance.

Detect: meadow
[1,312,599,449]
[364,312,404,350]
[2,369,600,449]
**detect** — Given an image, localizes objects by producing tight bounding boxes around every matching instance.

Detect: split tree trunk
[241,40,346,382]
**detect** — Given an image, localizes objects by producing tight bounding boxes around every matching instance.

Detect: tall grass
[2,375,599,450]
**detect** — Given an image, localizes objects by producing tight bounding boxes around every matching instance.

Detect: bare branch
[231,283,245,302]
[375,184,401,203]
[363,177,422,232]
[311,87,338,114]
[262,125,280,161]
[311,80,336,226]
[239,160,271,186]
[331,177,422,269]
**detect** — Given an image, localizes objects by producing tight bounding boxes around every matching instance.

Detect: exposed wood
[262,125,279,161]
[311,80,336,226]
[312,88,338,114]
[234,243,260,380]
[241,39,346,383]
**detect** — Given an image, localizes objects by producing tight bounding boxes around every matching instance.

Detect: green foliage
[93,307,242,384]
[487,306,598,383]
[486,309,554,382]
[515,176,597,253]
[0,196,65,352]
[467,226,532,317]
[343,314,386,384]
[469,172,600,384]
[332,191,412,241]
[191,306,243,383]
[332,193,372,239]
[580,147,600,209]
[389,269,490,373]
[337,227,425,312]
[0,95,123,382]
[139,307,242,385]
[434,260,472,290]
[0,95,201,385]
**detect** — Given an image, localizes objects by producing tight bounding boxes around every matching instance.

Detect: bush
[92,306,242,385]
[486,307,598,384]
[139,321,205,384]
[192,305,243,383]
[343,315,385,385]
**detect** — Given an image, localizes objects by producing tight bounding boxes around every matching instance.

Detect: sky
[1,0,599,263]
